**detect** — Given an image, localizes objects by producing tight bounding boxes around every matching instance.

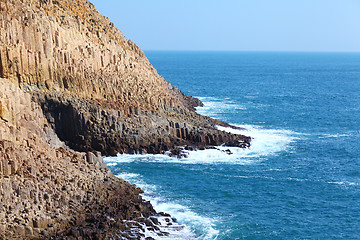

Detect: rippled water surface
[105,52,360,239]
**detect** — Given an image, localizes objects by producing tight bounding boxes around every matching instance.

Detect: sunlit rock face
[0,0,250,238]
[0,0,250,156]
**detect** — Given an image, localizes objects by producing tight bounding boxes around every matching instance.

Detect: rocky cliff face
[0,0,251,238]
[0,78,159,239]
[0,0,194,109]
[0,0,250,155]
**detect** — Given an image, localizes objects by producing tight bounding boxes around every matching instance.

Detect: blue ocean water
[105,52,360,239]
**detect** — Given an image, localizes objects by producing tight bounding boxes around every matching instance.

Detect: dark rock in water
[158,212,172,217]
[158,231,170,236]
[167,147,189,158]
[184,145,194,151]
[144,219,155,227]
[225,139,251,148]
[150,216,160,225]
[222,149,233,155]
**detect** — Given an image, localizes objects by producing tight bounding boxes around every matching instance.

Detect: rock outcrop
[0,0,250,156]
[0,78,160,239]
[0,0,251,239]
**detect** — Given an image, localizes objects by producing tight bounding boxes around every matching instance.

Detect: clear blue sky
[90,0,360,52]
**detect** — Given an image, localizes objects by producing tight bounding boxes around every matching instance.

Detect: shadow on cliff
[35,92,251,157]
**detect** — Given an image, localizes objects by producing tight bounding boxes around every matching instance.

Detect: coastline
[1,0,358,238]
[105,93,302,238]
[0,0,251,239]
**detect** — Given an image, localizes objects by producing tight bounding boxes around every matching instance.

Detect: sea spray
[113,171,219,239]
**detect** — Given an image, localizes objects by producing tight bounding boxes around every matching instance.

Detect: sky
[90,0,360,52]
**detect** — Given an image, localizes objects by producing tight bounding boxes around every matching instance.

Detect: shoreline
[0,0,251,239]
[108,160,220,240]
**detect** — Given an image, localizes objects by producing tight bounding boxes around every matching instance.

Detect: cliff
[0,78,160,239]
[0,0,250,155]
[0,0,251,238]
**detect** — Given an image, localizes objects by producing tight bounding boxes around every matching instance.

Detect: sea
[104,51,360,240]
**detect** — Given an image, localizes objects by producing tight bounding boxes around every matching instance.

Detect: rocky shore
[0,0,251,239]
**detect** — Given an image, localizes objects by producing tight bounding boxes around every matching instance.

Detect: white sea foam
[217,124,298,157]
[117,172,141,179]
[318,133,354,139]
[195,96,298,162]
[327,181,359,187]
[106,162,117,166]
[195,96,246,118]
[178,123,298,164]
[115,172,219,240]
[105,124,297,165]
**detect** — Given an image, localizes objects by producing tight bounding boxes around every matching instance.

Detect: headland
[0,0,250,238]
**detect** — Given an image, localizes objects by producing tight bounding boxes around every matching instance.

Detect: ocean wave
[195,96,246,118]
[106,162,117,166]
[104,124,298,166]
[211,173,359,188]
[194,96,299,162]
[115,172,219,240]
[105,151,255,165]
[318,133,355,139]
[327,181,359,187]
[116,172,141,180]
[217,124,299,157]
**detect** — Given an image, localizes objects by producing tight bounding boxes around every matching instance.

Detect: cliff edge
[0,0,250,155]
[0,0,250,238]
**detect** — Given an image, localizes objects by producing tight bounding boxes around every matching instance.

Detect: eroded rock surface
[0,0,251,239]
[0,0,250,155]
[0,78,157,239]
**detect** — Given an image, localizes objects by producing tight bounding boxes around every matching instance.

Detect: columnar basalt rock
[0,0,251,239]
[0,0,188,110]
[0,0,250,156]
[0,78,157,239]
[34,92,250,156]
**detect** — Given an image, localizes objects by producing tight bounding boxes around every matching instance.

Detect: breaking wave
[115,172,219,239]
